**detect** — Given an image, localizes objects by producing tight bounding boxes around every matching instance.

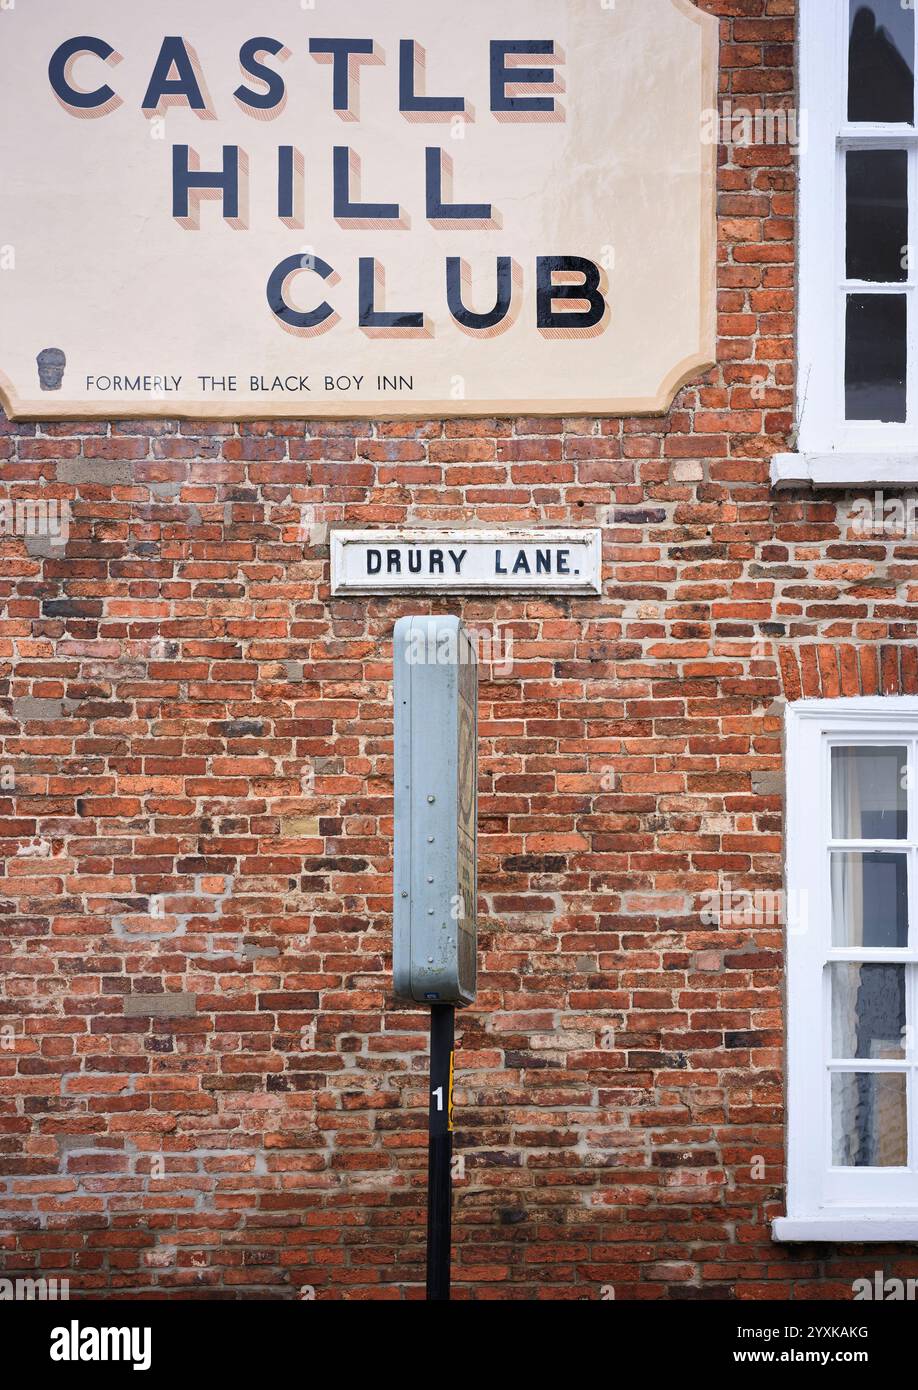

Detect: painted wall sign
[0,0,717,422]
[331,529,602,594]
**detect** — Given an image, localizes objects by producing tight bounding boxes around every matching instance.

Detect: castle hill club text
[48,35,607,337]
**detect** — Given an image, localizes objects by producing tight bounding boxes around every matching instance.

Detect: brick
[122,994,197,1018]
[58,460,134,484]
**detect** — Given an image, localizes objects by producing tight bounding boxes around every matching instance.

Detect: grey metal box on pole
[393,615,478,1007]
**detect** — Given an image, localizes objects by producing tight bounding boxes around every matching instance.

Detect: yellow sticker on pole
[447,1050,455,1133]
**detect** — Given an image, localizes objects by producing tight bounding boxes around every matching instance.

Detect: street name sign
[332,529,602,595]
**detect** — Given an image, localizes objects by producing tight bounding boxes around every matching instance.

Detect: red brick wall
[3,0,918,1299]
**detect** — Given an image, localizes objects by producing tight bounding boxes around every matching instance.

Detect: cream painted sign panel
[0,0,717,421]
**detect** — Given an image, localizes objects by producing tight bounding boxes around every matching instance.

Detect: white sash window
[774,1,918,487]
[776,700,918,1240]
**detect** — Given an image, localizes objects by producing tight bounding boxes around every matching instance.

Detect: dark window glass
[831,747,908,839]
[830,963,906,1060]
[845,294,908,421]
[849,2,915,124]
[831,851,909,948]
[847,150,908,282]
[832,1072,907,1166]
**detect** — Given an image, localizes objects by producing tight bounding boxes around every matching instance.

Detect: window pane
[846,150,908,282]
[849,2,915,124]
[830,852,908,948]
[831,963,906,1058]
[832,1072,907,1166]
[845,294,908,422]
[831,746,907,838]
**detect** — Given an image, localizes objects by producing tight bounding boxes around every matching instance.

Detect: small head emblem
[37,347,66,391]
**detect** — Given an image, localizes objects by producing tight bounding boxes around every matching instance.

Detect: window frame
[779,0,918,486]
[776,697,918,1242]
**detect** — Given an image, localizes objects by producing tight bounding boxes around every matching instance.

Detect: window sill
[771,452,918,490]
[773,1216,918,1243]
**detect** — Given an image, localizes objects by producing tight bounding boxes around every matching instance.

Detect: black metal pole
[426,1004,455,1301]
